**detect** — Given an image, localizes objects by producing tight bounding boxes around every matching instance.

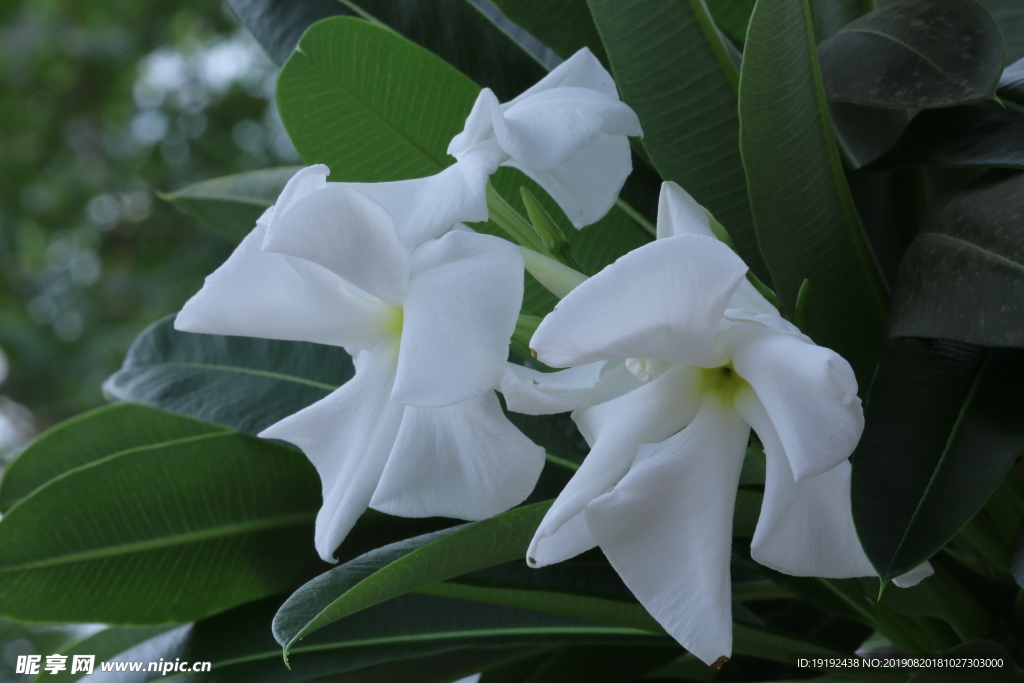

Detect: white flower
[512,182,930,666]
[175,165,545,562]
[448,48,643,229]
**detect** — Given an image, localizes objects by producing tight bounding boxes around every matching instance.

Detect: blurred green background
[0,0,298,454]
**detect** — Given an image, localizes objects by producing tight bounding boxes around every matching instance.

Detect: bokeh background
[0,0,301,457]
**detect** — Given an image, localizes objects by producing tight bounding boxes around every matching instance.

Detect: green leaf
[587,0,769,281]
[105,594,662,683]
[0,403,221,512]
[226,0,344,66]
[230,0,549,102]
[273,502,551,657]
[810,0,872,41]
[738,0,889,387]
[104,314,353,435]
[868,102,1024,171]
[488,0,608,65]
[879,560,994,642]
[275,17,650,314]
[976,0,1024,62]
[0,415,321,623]
[851,337,1024,581]
[889,171,1024,346]
[160,167,300,244]
[818,0,1005,109]
[707,0,754,46]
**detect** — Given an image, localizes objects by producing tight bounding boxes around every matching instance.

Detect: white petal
[527,365,703,566]
[370,391,545,520]
[527,509,600,568]
[656,181,715,240]
[735,389,876,578]
[391,231,524,408]
[175,219,398,350]
[585,395,750,667]
[448,89,507,159]
[892,562,934,588]
[258,339,404,562]
[348,149,503,249]
[508,134,633,229]
[509,48,621,103]
[497,88,642,170]
[265,165,329,227]
[719,321,864,480]
[262,185,411,306]
[530,235,748,368]
[500,362,605,416]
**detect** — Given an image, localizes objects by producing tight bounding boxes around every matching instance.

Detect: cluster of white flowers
[176,49,929,667]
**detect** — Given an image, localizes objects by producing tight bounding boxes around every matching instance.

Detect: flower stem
[486,184,554,255]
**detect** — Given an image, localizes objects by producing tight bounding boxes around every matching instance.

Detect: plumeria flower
[448,48,643,229]
[512,182,930,666]
[175,165,545,562]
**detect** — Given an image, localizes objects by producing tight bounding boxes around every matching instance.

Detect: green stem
[486,184,553,256]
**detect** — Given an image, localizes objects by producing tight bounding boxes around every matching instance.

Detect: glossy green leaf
[868,102,1024,171]
[830,101,910,169]
[738,0,889,386]
[0,403,221,512]
[229,0,548,102]
[160,167,300,244]
[275,17,649,314]
[818,0,1005,109]
[273,502,551,657]
[810,0,871,40]
[707,0,754,45]
[588,0,769,281]
[976,0,1024,62]
[489,0,608,65]
[889,171,1024,346]
[226,0,343,66]
[879,560,994,642]
[97,594,661,683]
[0,420,320,623]
[104,315,353,435]
[852,338,1024,581]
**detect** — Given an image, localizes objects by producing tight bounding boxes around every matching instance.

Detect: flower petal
[584,395,750,666]
[391,231,524,407]
[258,339,404,562]
[720,321,864,480]
[261,185,411,306]
[735,389,876,578]
[893,562,934,588]
[508,134,633,229]
[265,165,329,227]
[497,88,642,170]
[175,219,397,350]
[500,362,605,416]
[348,149,503,249]
[656,181,715,240]
[527,365,703,566]
[370,391,545,520]
[530,235,748,368]
[509,48,621,103]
